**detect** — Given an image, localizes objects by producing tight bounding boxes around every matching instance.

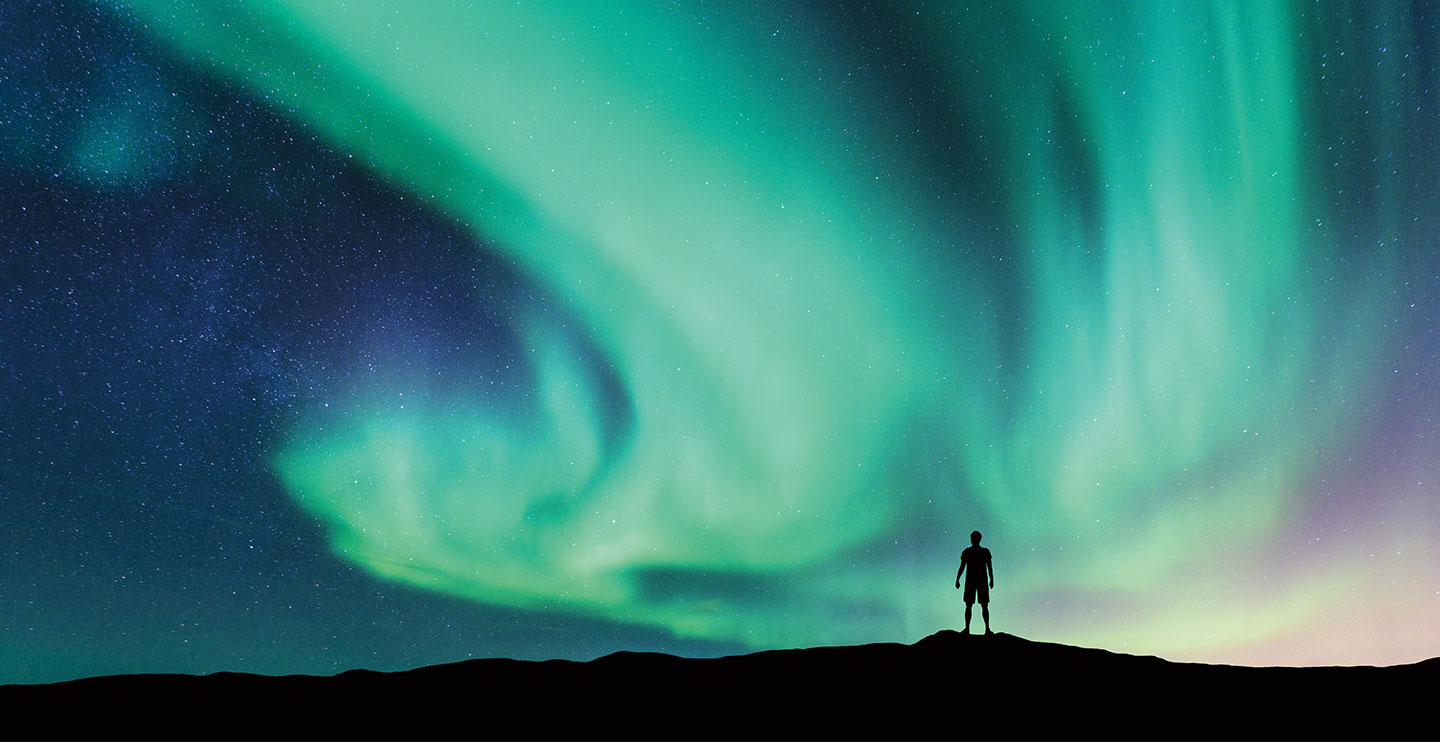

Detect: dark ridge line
[4,630,1434,740]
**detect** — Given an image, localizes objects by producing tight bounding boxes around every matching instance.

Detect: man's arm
[955,557,966,589]
[986,553,994,588]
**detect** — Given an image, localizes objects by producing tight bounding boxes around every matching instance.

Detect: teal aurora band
[125,0,1438,662]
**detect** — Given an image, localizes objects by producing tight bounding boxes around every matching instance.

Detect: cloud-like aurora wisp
[114,0,1429,661]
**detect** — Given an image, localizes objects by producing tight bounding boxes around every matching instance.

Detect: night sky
[3,0,1439,684]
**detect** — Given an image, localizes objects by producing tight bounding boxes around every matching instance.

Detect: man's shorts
[964,580,988,605]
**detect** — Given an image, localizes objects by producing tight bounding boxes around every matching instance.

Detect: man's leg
[981,602,991,634]
[963,601,973,633]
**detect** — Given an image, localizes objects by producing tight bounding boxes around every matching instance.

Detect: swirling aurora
[2,1,1438,683]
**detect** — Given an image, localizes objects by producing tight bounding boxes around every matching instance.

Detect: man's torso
[961,546,990,584]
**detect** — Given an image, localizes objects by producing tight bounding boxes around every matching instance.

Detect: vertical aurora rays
[112,0,1439,664]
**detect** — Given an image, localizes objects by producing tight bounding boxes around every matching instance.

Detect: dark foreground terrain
[3,630,1434,739]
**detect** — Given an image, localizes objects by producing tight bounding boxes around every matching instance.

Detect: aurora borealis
[3,0,1438,684]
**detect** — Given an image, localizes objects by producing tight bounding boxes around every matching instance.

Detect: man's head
[970,530,982,545]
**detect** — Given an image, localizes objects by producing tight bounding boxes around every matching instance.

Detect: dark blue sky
[0,1,745,683]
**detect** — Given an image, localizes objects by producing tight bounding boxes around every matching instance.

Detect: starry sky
[3,0,1438,684]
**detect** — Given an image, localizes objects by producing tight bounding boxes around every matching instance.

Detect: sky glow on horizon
[3,0,1438,683]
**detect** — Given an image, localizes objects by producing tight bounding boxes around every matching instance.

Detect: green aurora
[111,0,1437,664]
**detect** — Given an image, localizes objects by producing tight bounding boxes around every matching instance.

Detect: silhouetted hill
[3,631,1434,739]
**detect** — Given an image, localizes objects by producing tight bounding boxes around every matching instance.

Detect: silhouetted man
[955,530,993,635]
